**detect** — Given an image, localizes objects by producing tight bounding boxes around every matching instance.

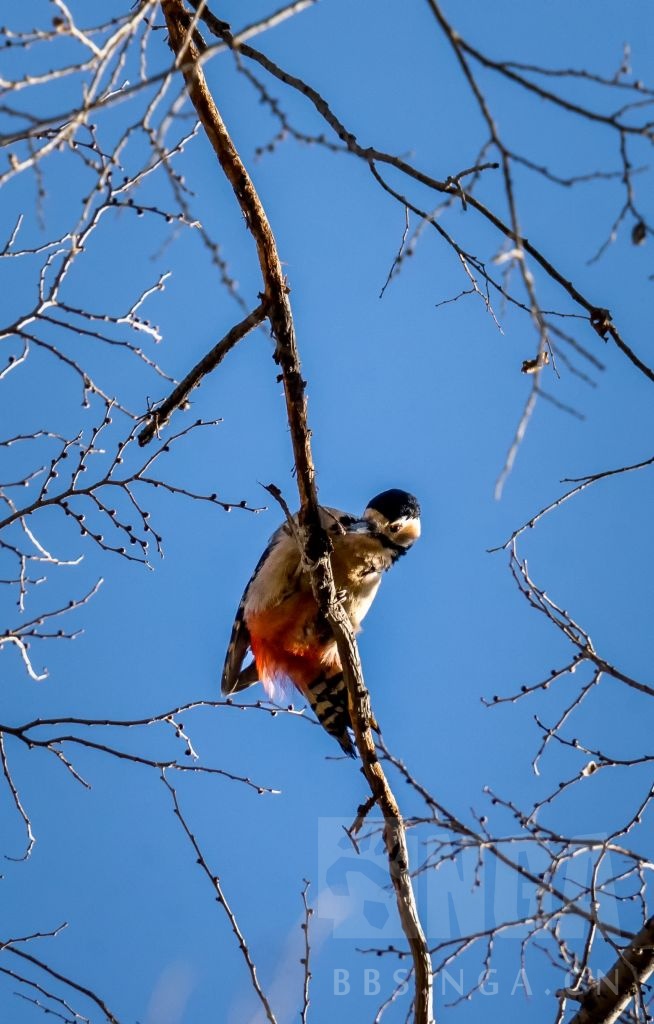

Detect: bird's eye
[389,523,401,534]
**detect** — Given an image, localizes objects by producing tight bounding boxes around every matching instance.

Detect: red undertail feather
[246,593,339,697]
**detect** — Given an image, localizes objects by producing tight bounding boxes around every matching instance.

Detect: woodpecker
[221,489,421,756]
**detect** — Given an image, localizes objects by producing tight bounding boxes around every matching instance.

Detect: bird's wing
[221,507,358,695]
[221,521,294,694]
[221,601,254,695]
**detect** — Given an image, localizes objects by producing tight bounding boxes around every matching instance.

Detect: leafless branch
[137,299,269,444]
[161,771,278,1024]
[1,941,120,1024]
[299,880,312,1024]
[567,917,654,1024]
[161,4,435,1018]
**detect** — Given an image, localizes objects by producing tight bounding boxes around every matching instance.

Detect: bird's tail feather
[306,671,356,757]
[232,660,259,693]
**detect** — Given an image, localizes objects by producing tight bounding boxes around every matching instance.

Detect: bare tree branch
[161,771,278,1024]
[137,299,269,445]
[567,917,654,1024]
[1,945,120,1024]
[2,4,653,1022]
[299,880,312,1024]
[160,3,435,1018]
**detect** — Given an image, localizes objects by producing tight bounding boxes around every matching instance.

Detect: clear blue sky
[2,2,654,1022]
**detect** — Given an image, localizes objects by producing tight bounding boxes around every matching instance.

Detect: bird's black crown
[366,488,421,522]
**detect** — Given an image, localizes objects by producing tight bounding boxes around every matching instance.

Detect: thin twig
[161,772,278,1024]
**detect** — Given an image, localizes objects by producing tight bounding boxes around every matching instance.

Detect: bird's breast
[342,572,382,628]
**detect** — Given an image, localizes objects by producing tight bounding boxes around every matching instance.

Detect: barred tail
[305,671,356,757]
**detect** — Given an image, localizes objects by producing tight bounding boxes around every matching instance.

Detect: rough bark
[160,3,434,1019]
[568,917,654,1024]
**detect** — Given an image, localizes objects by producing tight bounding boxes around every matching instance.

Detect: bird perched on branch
[221,489,421,756]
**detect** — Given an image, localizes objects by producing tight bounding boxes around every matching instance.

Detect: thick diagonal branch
[161,3,434,1020]
[162,0,316,518]
[567,917,654,1024]
[137,300,268,446]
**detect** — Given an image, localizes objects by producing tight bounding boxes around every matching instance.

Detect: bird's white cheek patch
[398,518,421,544]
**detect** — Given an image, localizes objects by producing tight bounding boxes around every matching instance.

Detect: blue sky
[2,2,654,1022]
